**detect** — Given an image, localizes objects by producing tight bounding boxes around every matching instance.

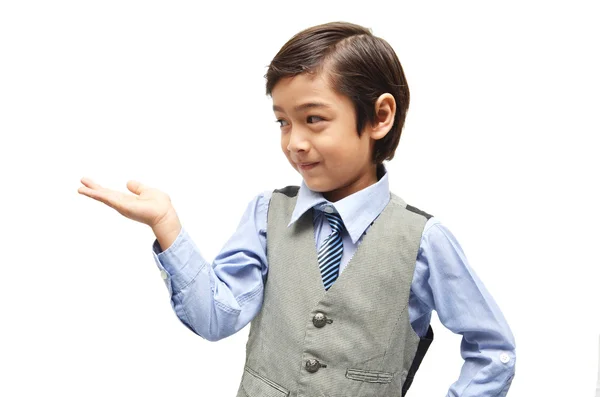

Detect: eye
[275,119,289,127]
[307,116,324,124]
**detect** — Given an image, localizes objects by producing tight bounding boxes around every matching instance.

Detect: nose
[286,126,310,153]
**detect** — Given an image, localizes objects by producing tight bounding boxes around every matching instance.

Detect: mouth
[297,162,319,171]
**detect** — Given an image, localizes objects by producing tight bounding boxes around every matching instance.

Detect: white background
[1,1,599,396]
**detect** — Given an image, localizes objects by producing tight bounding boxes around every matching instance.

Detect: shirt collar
[288,164,391,244]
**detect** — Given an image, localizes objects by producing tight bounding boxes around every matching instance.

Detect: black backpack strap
[402,203,434,395]
[402,325,434,396]
[405,204,433,220]
[273,185,300,198]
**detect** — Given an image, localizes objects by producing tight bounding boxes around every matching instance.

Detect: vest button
[305,359,321,373]
[313,312,327,328]
[312,312,333,328]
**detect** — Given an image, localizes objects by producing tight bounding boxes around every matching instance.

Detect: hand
[77,177,177,228]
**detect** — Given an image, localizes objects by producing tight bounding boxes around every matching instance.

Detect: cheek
[321,138,359,160]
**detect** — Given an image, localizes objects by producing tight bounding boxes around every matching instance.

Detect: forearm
[447,342,515,397]
[153,230,260,341]
[414,219,517,396]
[170,271,263,341]
[153,192,270,341]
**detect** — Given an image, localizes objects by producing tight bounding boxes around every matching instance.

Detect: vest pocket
[345,368,394,384]
[241,365,290,397]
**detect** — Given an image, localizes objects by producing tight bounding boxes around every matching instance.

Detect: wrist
[152,209,182,251]
[152,206,179,229]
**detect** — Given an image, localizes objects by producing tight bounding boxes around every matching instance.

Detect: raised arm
[78,177,271,341]
[151,191,271,341]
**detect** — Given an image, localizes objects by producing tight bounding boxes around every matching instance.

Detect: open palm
[78,177,175,228]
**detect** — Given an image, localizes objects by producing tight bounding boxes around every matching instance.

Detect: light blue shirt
[152,166,516,396]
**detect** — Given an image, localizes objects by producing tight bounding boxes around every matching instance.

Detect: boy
[78,21,516,396]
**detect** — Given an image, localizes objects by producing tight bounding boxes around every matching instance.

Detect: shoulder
[255,189,274,212]
[405,204,434,220]
[240,190,274,219]
[252,185,300,213]
[419,217,465,257]
[273,185,300,198]
[389,193,434,222]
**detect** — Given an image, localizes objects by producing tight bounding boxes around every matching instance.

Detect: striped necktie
[318,211,344,291]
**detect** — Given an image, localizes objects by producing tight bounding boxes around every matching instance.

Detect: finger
[126,180,146,195]
[80,177,103,190]
[78,186,118,209]
[78,185,106,202]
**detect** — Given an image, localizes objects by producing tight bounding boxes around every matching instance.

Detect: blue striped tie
[318,211,344,290]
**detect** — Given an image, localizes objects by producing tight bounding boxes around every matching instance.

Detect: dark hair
[265,21,409,164]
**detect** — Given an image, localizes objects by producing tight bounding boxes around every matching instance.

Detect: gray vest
[236,186,433,397]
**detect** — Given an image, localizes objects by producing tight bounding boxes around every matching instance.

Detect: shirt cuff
[151,227,210,296]
[495,350,516,397]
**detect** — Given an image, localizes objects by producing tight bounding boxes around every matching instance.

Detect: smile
[298,162,319,170]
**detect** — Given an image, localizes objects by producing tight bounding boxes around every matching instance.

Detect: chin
[303,179,335,193]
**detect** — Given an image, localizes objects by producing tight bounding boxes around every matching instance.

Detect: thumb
[126,180,146,195]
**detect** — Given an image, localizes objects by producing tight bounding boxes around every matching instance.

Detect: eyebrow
[272,102,332,113]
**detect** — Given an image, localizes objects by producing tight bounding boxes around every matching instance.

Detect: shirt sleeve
[151,190,272,342]
[411,218,516,397]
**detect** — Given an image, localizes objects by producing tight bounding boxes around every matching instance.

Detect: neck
[323,163,379,202]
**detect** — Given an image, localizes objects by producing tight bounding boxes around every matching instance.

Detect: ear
[368,93,396,140]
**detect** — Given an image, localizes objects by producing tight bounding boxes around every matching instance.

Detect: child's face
[272,72,378,202]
